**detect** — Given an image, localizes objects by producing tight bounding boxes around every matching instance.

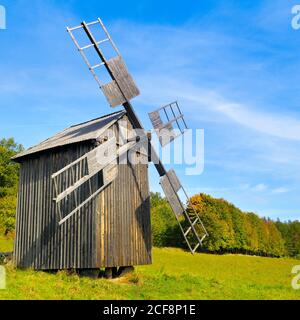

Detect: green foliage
[0,235,14,251]
[188,194,286,257]
[0,195,17,235]
[150,192,182,247]
[0,138,23,236]
[276,220,300,258]
[0,138,23,196]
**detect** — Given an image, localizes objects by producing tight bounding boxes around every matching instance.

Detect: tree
[187,193,285,257]
[0,195,17,235]
[276,220,300,258]
[0,138,23,196]
[0,138,23,235]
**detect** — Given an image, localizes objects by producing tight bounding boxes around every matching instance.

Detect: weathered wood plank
[106,56,140,106]
[167,169,182,192]
[160,172,185,217]
[101,80,126,107]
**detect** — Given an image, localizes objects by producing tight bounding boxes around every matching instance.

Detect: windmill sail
[67,19,139,107]
[160,170,208,253]
[149,101,188,146]
[66,18,208,253]
[101,56,140,107]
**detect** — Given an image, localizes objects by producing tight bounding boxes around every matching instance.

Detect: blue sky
[0,0,300,221]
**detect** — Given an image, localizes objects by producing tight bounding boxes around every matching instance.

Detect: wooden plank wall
[96,116,151,267]
[14,143,99,269]
[97,160,151,268]
[14,116,151,269]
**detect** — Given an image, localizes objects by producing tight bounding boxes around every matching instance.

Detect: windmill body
[12,18,208,271]
[13,111,151,269]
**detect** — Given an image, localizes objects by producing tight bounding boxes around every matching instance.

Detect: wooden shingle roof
[13,110,126,161]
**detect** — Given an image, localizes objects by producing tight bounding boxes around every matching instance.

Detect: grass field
[1,242,300,300]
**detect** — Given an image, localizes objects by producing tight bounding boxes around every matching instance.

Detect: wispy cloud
[190,93,300,141]
[251,183,268,192]
[146,82,300,141]
[188,183,290,195]
[272,187,290,194]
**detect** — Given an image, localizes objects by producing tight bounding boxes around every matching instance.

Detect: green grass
[0,246,299,300]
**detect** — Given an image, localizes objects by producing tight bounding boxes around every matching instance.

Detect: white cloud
[210,100,300,142]
[251,183,268,192]
[187,183,269,195]
[271,187,290,194]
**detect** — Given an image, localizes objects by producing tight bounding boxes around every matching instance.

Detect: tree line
[151,192,300,258]
[0,137,299,258]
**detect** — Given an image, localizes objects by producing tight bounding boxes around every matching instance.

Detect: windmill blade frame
[149,101,188,147]
[66,18,208,253]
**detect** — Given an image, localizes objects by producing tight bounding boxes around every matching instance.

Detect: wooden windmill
[12,19,208,275]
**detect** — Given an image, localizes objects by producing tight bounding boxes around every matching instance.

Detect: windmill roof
[12,110,126,161]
